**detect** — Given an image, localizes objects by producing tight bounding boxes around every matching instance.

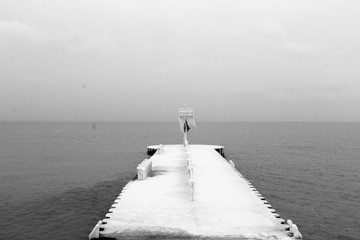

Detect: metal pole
[183,129,187,146]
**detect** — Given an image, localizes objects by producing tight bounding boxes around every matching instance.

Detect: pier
[89,108,302,239]
[89,144,302,239]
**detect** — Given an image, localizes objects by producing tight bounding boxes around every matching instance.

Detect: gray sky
[1,0,359,121]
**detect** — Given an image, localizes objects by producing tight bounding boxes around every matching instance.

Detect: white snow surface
[101,145,292,239]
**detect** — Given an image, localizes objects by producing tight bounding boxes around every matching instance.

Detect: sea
[0,122,359,240]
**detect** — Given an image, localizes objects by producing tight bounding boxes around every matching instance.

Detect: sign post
[178,106,196,146]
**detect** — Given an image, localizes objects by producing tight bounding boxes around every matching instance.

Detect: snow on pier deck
[96,145,293,239]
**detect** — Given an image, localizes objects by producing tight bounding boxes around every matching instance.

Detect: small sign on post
[178,106,196,146]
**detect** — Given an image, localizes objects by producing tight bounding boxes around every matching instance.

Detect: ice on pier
[99,145,292,239]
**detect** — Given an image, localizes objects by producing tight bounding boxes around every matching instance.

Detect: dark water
[0,122,359,240]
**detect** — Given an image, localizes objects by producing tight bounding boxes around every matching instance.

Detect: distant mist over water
[0,122,359,239]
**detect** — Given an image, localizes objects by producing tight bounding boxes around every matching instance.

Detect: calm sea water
[0,122,359,240]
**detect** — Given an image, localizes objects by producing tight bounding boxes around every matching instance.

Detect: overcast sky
[1,0,359,121]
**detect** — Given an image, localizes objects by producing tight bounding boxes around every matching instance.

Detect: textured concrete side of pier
[95,144,294,239]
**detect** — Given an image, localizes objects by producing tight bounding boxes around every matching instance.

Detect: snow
[100,145,292,239]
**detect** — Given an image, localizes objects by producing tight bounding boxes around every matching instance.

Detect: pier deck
[96,144,292,239]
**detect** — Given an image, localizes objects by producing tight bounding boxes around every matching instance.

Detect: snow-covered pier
[89,144,302,239]
[89,108,302,239]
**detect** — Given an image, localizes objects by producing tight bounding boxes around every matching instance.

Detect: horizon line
[1,120,360,123]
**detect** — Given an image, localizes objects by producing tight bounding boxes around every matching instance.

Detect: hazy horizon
[1,0,359,122]
[1,120,360,123]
